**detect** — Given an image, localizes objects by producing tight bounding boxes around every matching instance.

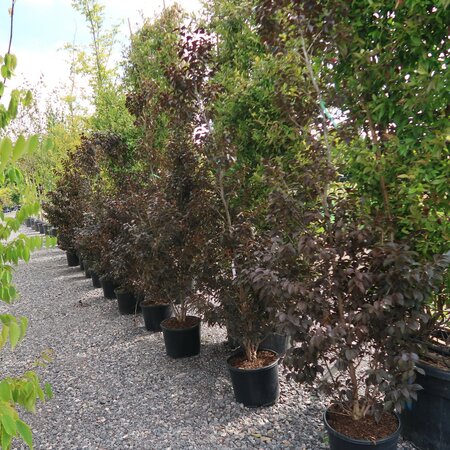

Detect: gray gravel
[1,225,416,449]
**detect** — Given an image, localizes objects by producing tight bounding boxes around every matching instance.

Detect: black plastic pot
[51,227,58,237]
[91,271,101,288]
[142,303,172,332]
[29,218,35,227]
[25,218,32,227]
[401,360,450,450]
[227,332,290,357]
[227,350,280,408]
[44,224,51,235]
[259,332,290,356]
[83,260,92,278]
[115,289,139,315]
[38,223,45,234]
[323,408,400,450]
[100,277,116,299]
[33,221,41,231]
[160,316,201,358]
[66,251,79,267]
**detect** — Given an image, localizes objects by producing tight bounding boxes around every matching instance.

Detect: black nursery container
[33,220,41,231]
[115,289,140,315]
[160,316,200,358]
[66,251,80,267]
[259,332,290,356]
[51,227,58,237]
[25,218,32,227]
[227,350,280,408]
[91,271,101,288]
[83,260,92,278]
[38,222,45,234]
[141,303,172,331]
[401,360,450,450]
[323,408,401,450]
[100,277,116,299]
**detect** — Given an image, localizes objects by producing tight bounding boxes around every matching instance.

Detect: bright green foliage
[0,30,54,448]
[0,137,54,450]
[323,0,449,257]
[70,0,134,137]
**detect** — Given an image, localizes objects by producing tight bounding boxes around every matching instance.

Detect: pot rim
[227,348,280,373]
[141,301,171,308]
[160,315,200,332]
[114,288,135,296]
[417,359,450,380]
[323,406,401,446]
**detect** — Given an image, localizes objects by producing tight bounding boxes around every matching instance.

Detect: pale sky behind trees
[0,0,201,93]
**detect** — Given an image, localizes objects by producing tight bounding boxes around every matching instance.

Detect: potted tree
[123,12,219,358]
[278,207,449,449]
[128,190,172,331]
[401,255,450,450]
[149,193,204,358]
[43,166,84,267]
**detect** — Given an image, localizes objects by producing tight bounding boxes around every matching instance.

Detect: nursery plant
[0,4,53,447]
[275,200,449,443]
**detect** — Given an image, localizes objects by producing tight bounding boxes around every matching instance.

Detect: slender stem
[348,361,360,419]
[300,35,331,221]
[7,0,15,55]
[1,0,16,97]
[365,108,393,242]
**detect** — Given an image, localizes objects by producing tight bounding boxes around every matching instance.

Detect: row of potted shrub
[26,217,57,237]
[39,2,449,450]
[37,194,449,448]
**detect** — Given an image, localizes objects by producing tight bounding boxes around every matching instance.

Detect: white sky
[1,0,202,94]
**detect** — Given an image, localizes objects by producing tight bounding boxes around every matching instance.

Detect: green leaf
[13,135,26,161]
[16,419,33,448]
[4,54,17,71]
[26,135,39,155]
[23,90,33,107]
[0,137,13,165]
[23,245,30,262]
[20,317,28,337]
[44,382,53,399]
[9,320,20,350]
[0,412,17,435]
[0,382,12,402]
[1,426,13,450]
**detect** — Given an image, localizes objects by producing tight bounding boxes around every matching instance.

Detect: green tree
[70,0,134,135]
[0,2,53,448]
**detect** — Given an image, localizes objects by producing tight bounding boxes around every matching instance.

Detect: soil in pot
[100,277,116,299]
[227,349,279,408]
[324,406,400,450]
[115,289,140,315]
[91,271,101,288]
[141,302,172,332]
[160,316,200,358]
[66,251,79,267]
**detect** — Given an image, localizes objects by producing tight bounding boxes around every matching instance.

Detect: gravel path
[1,226,416,450]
